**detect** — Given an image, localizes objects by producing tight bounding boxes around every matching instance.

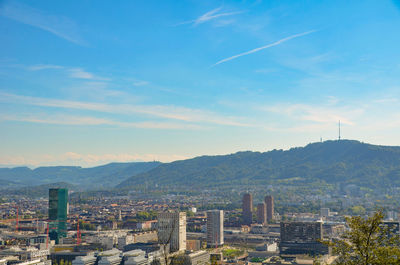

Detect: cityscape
[0,183,399,265]
[2,0,400,264]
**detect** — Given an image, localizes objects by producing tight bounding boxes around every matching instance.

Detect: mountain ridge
[117,140,400,190]
[0,161,161,189]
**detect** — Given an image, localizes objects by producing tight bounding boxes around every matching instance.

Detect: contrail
[212,30,317,67]
[174,7,243,26]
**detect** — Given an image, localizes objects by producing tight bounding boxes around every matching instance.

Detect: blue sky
[1,0,400,167]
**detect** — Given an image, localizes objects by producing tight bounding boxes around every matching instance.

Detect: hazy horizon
[0,138,394,168]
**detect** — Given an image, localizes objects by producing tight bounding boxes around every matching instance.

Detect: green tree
[328,210,400,265]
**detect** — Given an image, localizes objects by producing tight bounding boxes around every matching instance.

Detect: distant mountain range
[118,140,400,191]
[3,140,400,195]
[1,182,78,198]
[0,161,161,190]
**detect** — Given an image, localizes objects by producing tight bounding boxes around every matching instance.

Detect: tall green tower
[48,188,68,243]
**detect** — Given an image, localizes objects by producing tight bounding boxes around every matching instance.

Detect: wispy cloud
[0,1,85,45]
[26,64,110,81]
[68,68,95,79]
[176,7,244,26]
[132,80,149,86]
[212,30,317,66]
[27,64,63,71]
[373,98,398,103]
[68,68,110,81]
[260,103,363,125]
[0,113,203,130]
[0,92,250,127]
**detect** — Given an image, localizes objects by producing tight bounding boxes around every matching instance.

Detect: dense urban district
[1,140,400,265]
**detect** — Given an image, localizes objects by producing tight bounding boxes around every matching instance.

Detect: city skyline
[2,0,400,167]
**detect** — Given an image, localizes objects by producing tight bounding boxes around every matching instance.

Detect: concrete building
[48,188,68,244]
[242,193,253,225]
[97,249,122,265]
[171,250,210,265]
[265,195,274,222]
[123,249,147,265]
[9,259,52,265]
[118,231,157,249]
[118,235,135,250]
[186,240,201,251]
[250,224,268,234]
[122,243,164,265]
[157,212,186,253]
[279,222,329,256]
[257,203,267,225]
[320,208,330,217]
[72,255,96,265]
[98,255,122,265]
[0,247,49,261]
[206,210,224,248]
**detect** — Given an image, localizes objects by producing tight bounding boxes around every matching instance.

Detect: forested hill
[118,140,400,190]
[0,161,161,189]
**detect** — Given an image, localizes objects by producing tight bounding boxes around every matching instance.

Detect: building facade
[279,221,329,256]
[157,212,187,253]
[242,193,253,225]
[206,210,224,248]
[257,203,267,225]
[48,188,68,243]
[265,195,274,222]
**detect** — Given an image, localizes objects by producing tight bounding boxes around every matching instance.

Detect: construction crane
[76,218,81,246]
[15,206,19,232]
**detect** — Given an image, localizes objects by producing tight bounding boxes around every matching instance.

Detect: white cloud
[132,80,149,86]
[24,64,111,81]
[68,68,94,79]
[0,92,250,127]
[373,98,398,103]
[27,64,63,71]
[0,113,205,130]
[68,68,110,81]
[261,103,361,125]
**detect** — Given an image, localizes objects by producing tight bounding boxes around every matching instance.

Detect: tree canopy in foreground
[327,211,400,265]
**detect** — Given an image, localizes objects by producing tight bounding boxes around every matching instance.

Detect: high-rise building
[256,203,267,225]
[279,221,329,256]
[206,210,224,248]
[242,193,253,225]
[157,212,186,253]
[48,188,68,243]
[264,195,274,222]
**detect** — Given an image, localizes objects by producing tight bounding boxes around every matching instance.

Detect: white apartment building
[157,212,186,253]
[206,210,224,248]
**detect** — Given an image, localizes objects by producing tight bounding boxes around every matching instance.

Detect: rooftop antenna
[338,120,341,141]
